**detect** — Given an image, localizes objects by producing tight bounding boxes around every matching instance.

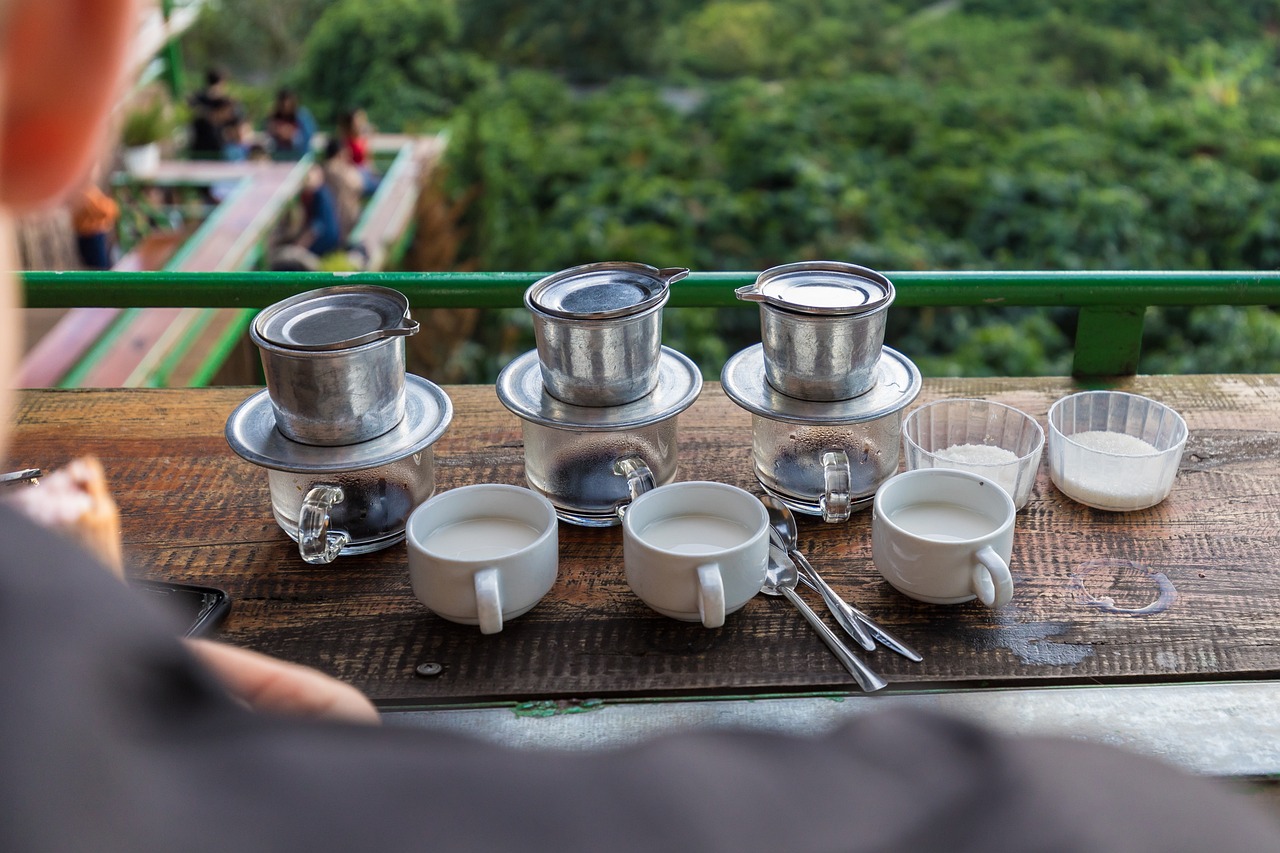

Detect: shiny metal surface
[526,262,684,319]
[254,334,411,446]
[253,285,417,351]
[758,304,891,401]
[251,286,420,445]
[761,495,873,650]
[252,287,421,446]
[761,545,887,692]
[525,263,686,407]
[736,261,895,316]
[736,262,895,401]
[225,374,453,473]
[762,494,922,661]
[496,348,702,431]
[721,345,920,425]
[386,681,1280,778]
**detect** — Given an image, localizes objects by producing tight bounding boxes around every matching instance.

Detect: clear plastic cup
[1047,390,1187,512]
[902,399,1045,511]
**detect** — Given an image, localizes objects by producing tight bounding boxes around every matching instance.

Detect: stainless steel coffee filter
[251,285,419,445]
[525,262,687,407]
[736,262,895,401]
[254,285,418,350]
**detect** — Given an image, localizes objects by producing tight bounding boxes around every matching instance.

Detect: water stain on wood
[1070,558,1177,616]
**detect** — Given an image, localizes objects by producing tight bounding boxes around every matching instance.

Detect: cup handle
[612,455,656,518]
[474,567,503,635]
[819,450,852,523]
[696,563,725,629]
[298,485,351,565]
[972,545,1014,609]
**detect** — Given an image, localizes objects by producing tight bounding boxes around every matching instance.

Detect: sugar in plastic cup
[1047,390,1187,512]
[902,398,1044,511]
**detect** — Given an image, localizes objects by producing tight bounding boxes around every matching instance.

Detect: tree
[294,0,494,128]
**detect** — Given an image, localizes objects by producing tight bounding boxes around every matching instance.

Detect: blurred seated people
[271,164,340,269]
[70,171,119,270]
[337,107,380,195]
[266,89,316,158]
[320,137,363,244]
[188,67,238,158]
[220,117,256,162]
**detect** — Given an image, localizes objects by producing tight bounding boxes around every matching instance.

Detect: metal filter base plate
[225,374,453,473]
[496,347,702,431]
[721,344,921,425]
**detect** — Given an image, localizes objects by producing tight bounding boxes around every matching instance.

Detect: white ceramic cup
[872,468,1016,608]
[406,484,558,634]
[622,481,770,628]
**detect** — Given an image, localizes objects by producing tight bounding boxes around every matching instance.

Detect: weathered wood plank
[9,375,1280,706]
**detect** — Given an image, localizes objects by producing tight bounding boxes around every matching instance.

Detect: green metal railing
[21,270,1280,377]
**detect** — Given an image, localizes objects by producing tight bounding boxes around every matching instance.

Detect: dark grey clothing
[1,504,1277,852]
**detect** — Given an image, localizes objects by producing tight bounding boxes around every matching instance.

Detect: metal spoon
[761,494,923,663]
[761,496,875,650]
[761,545,887,692]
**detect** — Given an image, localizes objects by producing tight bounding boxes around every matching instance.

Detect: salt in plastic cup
[902,398,1044,511]
[1047,390,1187,512]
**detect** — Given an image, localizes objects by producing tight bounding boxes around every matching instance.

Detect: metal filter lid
[735,262,895,316]
[525,262,687,320]
[252,285,419,352]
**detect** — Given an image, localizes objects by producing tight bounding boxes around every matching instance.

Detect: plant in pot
[120,96,178,176]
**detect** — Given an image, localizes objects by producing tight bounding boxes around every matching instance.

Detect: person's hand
[185,638,380,724]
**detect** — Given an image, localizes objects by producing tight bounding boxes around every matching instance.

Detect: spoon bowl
[760,494,923,663]
[763,546,886,692]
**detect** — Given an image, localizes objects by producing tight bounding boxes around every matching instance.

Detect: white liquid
[1058,431,1167,510]
[890,502,999,541]
[422,518,541,560]
[640,514,752,555]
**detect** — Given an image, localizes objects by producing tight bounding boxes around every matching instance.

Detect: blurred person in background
[266,87,316,158]
[70,167,118,269]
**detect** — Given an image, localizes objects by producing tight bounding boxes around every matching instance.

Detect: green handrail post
[1072,306,1146,378]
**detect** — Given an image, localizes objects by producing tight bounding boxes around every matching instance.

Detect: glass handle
[299,484,351,565]
[612,454,655,518]
[820,450,851,523]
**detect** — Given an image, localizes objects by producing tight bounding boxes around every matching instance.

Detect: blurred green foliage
[185,0,1280,379]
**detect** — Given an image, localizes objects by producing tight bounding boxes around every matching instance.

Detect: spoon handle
[849,611,924,663]
[796,569,923,663]
[791,551,876,651]
[779,585,887,693]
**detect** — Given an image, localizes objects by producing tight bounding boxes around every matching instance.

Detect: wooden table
[10,376,1280,710]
